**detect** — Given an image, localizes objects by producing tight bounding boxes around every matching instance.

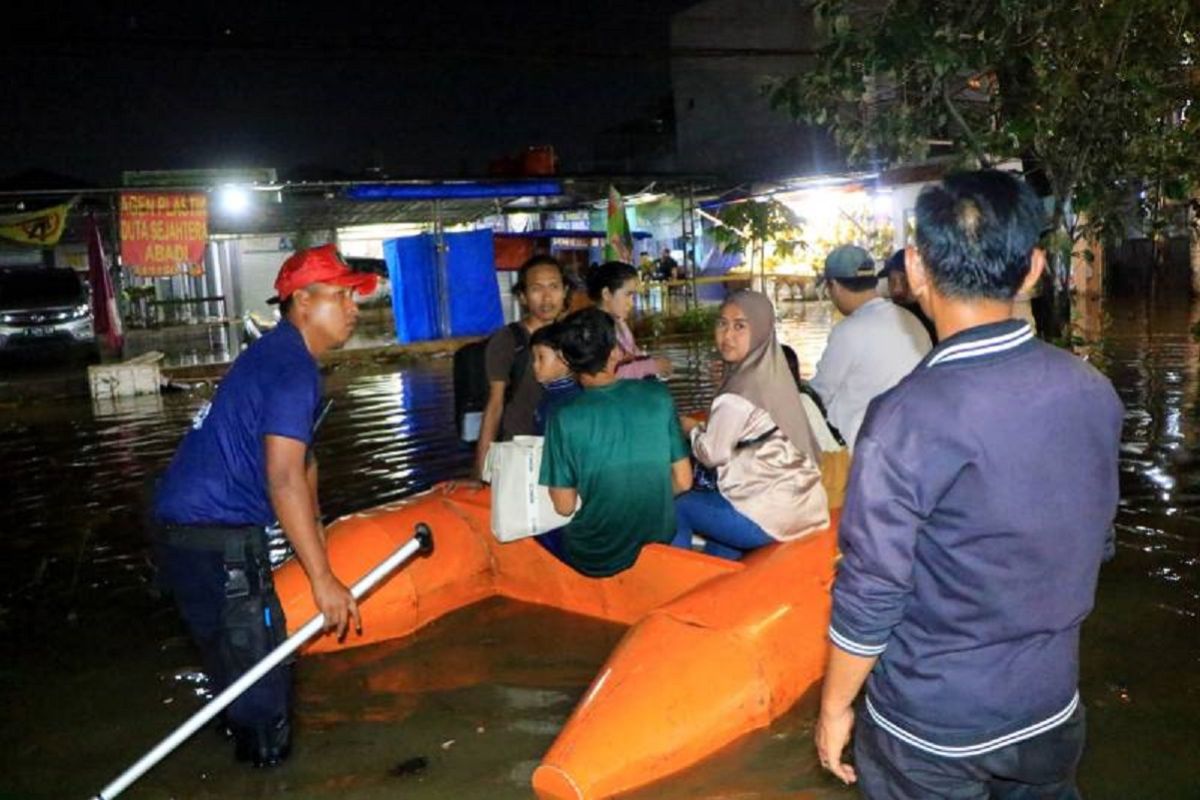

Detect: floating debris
[389,756,428,778]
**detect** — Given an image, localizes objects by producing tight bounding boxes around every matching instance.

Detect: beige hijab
[717,290,821,461]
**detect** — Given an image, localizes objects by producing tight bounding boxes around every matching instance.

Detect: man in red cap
[151,244,376,767]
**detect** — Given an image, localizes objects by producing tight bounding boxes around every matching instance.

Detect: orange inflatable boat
[275,455,847,799]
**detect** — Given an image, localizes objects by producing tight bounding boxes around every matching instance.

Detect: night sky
[0,1,699,185]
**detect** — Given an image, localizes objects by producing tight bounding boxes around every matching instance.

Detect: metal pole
[107,194,128,330]
[434,200,452,339]
[686,183,698,311]
[92,524,434,800]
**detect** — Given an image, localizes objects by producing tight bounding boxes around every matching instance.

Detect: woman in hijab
[674,290,829,559]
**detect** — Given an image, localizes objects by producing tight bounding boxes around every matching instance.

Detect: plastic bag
[482,436,576,541]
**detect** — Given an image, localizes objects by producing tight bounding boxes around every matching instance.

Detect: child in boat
[674,291,829,560]
[530,322,582,435]
[586,261,673,380]
[538,307,692,576]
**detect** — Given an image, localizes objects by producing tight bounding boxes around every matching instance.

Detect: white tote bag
[482,435,576,542]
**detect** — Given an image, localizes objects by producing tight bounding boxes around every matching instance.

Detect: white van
[0,267,97,360]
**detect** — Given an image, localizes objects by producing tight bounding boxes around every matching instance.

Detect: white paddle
[92,523,433,800]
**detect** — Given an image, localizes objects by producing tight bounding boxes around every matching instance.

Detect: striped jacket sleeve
[829,434,923,657]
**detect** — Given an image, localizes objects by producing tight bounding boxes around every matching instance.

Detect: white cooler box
[482,435,576,542]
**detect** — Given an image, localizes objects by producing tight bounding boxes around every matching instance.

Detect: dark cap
[878,249,906,278]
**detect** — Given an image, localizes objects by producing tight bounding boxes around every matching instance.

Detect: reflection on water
[0,297,1196,799]
[1074,295,1200,799]
[1103,297,1200,597]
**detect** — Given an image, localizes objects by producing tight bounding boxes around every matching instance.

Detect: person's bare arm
[670,457,693,495]
[815,647,877,785]
[474,381,507,479]
[305,455,324,544]
[266,435,360,639]
[548,486,578,517]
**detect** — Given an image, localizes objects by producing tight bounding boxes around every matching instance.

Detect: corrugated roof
[209,194,502,235]
[209,175,726,236]
[2,174,728,242]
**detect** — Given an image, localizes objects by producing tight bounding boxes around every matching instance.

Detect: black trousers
[156,528,290,734]
[854,703,1086,800]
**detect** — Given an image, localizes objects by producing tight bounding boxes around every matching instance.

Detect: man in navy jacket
[815,171,1122,798]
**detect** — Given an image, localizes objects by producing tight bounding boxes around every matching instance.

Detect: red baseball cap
[269,244,379,303]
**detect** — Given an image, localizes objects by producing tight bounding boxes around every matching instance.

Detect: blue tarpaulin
[495,229,654,239]
[347,180,563,201]
[383,230,504,343]
[697,246,745,302]
[384,234,440,343]
[445,229,504,337]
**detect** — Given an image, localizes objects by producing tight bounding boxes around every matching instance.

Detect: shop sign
[119,193,208,277]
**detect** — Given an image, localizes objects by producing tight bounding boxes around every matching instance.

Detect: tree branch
[942,80,992,167]
[1105,2,1138,78]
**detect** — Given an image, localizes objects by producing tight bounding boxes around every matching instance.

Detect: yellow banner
[0,201,74,246]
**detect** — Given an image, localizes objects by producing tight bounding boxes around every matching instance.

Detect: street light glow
[218,184,251,215]
[872,192,893,219]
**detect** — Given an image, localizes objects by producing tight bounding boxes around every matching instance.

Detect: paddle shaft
[93,524,432,800]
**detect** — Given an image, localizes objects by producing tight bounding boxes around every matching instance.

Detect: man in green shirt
[540,308,693,577]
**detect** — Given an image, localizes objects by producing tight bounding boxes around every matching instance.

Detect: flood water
[0,295,1195,799]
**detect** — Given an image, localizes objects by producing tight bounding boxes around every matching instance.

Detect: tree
[769,0,1200,336]
[1192,196,1200,296]
[713,198,805,290]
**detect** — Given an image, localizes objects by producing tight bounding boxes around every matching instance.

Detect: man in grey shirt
[810,245,932,449]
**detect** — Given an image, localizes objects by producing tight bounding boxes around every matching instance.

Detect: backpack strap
[504,321,531,405]
[734,425,779,451]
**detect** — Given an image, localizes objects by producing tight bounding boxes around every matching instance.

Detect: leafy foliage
[714,198,806,278]
[769,0,1200,330]
[674,305,721,334]
[713,199,804,257]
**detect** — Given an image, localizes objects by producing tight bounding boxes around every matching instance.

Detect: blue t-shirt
[154,320,322,527]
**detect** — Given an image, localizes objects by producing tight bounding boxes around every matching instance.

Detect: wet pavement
[0,295,1195,799]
